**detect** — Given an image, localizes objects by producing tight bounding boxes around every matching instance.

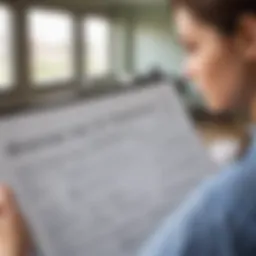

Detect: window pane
[28,9,74,86]
[0,5,13,90]
[84,16,110,78]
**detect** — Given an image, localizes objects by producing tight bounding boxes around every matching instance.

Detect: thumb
[0,185,15,216]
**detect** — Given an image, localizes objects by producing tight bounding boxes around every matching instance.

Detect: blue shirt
[140,132,256,256]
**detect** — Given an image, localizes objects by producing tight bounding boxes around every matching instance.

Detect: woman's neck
[250,93,256,124]
[237,83,256,159]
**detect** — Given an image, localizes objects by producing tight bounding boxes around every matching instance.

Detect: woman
[140,0,256,255]
[1,0,256,255]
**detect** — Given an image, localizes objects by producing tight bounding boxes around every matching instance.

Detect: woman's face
[175,8,256,113]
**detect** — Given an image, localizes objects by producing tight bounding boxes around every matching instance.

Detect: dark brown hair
[171,0,256,35]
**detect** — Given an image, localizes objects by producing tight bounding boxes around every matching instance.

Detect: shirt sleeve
[139,184,236,256]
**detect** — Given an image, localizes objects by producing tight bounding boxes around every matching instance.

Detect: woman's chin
[206,100,232,114]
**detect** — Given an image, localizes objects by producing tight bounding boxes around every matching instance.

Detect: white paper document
[0,83,216,256]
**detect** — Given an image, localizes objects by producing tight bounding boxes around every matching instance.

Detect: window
[28,9,74,86]
[0,5,13,90]
[84,16,110,78]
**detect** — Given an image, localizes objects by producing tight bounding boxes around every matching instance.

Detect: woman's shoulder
[139,139,256,256]
[199,153,256,228]
[138,163,255,256]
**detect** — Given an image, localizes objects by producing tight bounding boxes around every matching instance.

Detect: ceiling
[63,0,165,5]
[5,0,167,12]
[29,0,166,7]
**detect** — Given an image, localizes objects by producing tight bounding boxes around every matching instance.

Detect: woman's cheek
[202,52,241,111]
[195,53,215,92]
[194,50,224,109]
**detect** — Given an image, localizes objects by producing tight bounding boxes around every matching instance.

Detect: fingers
[0,185,16,216]
[0,185,32,256]
[0,185,24,232]
[0,184,25,225]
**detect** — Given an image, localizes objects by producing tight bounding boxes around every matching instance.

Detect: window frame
[0,3,15,94]
[83,14,112,82]
[0,2,114,111]
[27,6,76,91]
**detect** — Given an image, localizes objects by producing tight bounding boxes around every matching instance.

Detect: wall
[111,6,184,77]
[134,16,183,75]
[110,16,130,76]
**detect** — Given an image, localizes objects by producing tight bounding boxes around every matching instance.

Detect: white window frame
[27,7,76,89]
[0,3,15,93]
[83,14,112,81]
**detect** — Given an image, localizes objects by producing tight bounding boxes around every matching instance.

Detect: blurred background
[0,0,250,166]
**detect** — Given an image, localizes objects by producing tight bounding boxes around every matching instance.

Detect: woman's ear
[237,15,256,61]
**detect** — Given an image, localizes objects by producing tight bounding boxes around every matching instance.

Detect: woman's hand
[0,185,31,256]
